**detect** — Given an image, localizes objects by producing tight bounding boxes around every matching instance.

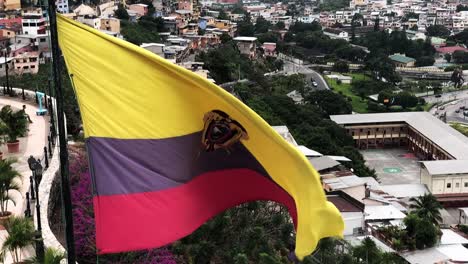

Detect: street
[281,60,329,91]
[430,98,468,124]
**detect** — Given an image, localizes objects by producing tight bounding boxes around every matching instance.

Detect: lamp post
[28,156,44,262]
[3,46,10,96]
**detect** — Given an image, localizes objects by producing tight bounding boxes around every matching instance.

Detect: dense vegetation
[0,62,82,136]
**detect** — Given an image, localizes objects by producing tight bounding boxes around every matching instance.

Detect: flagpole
[47,2,77,263]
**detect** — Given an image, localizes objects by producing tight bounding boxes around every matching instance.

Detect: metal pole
[34,175,44,262]
[48,4,76,262]
[48,136,52,157]
[4,50,9,95]
[25,192,31,217]
[44,147,49,168]
[29,176,35,200]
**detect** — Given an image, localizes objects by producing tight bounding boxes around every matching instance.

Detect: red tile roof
[436,46,468,53]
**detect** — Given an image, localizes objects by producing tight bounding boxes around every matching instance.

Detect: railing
[3,86,69,262]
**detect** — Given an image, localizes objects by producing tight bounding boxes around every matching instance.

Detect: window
[40,38,46,42]
[376,128,379,131]
[23,66,29,69]
[360,129,363,132]
[7,32,10,35]
[465,182,468,188]
[22,23,28,27]
[351,132,355,136]
[447,183,451,188]
[31,65,35,68]
[367,131,370,135]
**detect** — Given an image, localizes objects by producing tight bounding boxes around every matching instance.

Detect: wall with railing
[6,88,68,259]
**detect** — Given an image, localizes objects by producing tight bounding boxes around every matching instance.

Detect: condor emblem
[202,110,248,152]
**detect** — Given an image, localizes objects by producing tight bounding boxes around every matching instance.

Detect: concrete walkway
[0,96,48,263]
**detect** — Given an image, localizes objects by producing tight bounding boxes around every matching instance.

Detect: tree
[365,53,401,83]
[0,158,20,218]
[1,217,35,263]
[114,4,129,20]
[374,16,380,31]
[306,90,353,115]
[426,25,450,38]
[409,193,443,224]
[352,237,382,264]
[220,33,232,44]
[25,247,66,264]
[255,16,271,33]
[415,218,439,249]
[218,10,229,20]
[237,20,255,36]
[415,56,435,67]
[332,60,349,73]
[275,21,285,30]
[452,50,468,63]
[444,53,451,62]
[456,4,468,12]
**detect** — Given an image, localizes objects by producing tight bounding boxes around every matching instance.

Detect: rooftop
[389,54,416,63]
[323,175,365,190]
[364,205,406,220]
[422,160,468,175]
[233,36,257,42]
[309,156,341,172]
[379,184,429,198]
[330,112,468,160]
[327,192,364,213]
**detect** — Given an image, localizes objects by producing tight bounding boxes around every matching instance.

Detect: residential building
[100,18,120,33]
[233,36,257,59]
[389,54,416,67]
[129,4,148,17]
[0,57,13,77]
[323,27,349,41]
[13,51,39,74]
[140,43,165,57]
[73,3,95,16]
[327,191,365,236]
[262,42,276,57]
[0,0,20,10]
[21,8,46,35]
[0,28,17,38]
[98,1,117,18]
[56,0,69,13]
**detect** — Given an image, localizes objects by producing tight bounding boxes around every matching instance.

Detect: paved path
[0,96,48,263]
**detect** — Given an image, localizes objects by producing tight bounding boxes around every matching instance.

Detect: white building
[421,160,468,195]
[56,0,69,13]
[22,11,46,35]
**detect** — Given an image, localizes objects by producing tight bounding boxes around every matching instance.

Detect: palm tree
[25,247,66,264]
[409,193,443,224]
[0,158,21,218]
[1,216,35,263]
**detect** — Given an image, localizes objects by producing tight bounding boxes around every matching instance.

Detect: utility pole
[47,2,76,263]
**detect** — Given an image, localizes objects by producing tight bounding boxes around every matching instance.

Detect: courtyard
[361,148,422,185]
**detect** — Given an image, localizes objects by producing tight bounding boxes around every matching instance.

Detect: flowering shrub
[69,145,177,264]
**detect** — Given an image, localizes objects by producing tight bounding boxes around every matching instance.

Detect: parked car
[439,106,445,110]
[455,109,460,113]
[460,106,466,110]
[435,94,442,98]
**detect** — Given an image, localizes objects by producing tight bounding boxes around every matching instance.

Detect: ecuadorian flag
[57,14,343,259]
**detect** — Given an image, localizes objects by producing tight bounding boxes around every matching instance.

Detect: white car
[312,81,318,87]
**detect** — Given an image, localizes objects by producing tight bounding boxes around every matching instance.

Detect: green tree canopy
[426,25,450,38]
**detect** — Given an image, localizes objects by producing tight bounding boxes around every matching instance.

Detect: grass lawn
[325,73,369,113]
[450,123,468,137]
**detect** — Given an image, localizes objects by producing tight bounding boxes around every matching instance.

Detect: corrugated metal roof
[364,205,406,220]
[379,184,429,198]
[330,112,468,160]
[309,156,341,172]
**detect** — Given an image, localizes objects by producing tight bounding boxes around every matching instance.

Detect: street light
[27,155,44,262]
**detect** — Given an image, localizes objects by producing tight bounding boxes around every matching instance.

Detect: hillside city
[0,0,466,263]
